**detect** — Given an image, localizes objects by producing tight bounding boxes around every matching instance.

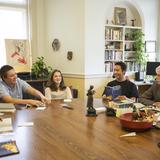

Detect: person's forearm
[139,97,154,105]
[27,87,44,99]
[34,90,44,99]
[4,98,32,105]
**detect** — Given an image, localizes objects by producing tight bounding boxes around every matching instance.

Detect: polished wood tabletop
[1,99,160,160]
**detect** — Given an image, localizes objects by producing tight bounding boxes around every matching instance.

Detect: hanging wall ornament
[52,39,60,51]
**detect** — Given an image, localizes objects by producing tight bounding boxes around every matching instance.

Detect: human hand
[153,102,160,108]
[40,96,50,104]
[102,95,112,106]
[27,100,45,107]
[116,95,126,101]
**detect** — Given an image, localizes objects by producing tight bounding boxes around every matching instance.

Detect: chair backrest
[71,88,78,98]
[17,72,31,80]
[69,86,78,98]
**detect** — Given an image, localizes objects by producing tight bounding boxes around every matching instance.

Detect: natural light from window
[0,1,28,67]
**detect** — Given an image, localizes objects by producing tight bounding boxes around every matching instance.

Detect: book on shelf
[0,118,13,133]
[105,27,123,40]
[0,103,16,113]
[105,50,122,61]
[105,62,114,72]
[125,61,138,72]
[0,140,19,157]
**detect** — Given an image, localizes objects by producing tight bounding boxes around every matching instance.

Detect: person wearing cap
[140,65,160,107]
[0,65,49,107]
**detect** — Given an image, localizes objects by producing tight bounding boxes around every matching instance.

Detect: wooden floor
[1,99,160,160]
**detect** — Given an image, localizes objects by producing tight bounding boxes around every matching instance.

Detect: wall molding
[63,72,135,79]
[63,73,112,79]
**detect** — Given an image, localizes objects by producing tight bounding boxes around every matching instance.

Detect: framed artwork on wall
[145,40,156,53]
[114,7,127,25]
[5,39,31,72]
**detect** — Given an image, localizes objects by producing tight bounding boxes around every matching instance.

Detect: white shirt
[45,87,72,99]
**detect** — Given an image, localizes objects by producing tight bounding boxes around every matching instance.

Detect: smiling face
[52,71,62,86]
[113,65,125,81]
[3,69,17,86]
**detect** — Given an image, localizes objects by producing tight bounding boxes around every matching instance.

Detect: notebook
[0,118,13,133]
[0,103,16,113]
[104,85,121,99]
[0,140,19,157]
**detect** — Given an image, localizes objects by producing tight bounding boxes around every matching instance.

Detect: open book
[104,85,121,99]
[0,118,13,133]
[0,140,19,157]
[0,103,16,113]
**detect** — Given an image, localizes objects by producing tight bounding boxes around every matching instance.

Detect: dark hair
[0,65,14,80]
[115,61,127,73]
[46,69,66,91]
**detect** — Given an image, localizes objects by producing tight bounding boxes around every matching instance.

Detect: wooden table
[1,99,160,160]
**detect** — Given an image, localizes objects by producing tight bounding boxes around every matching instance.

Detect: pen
[62,106,73,110]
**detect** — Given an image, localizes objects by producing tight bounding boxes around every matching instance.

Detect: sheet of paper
[120,132,136,137]
[95,107,106,113]
[0,103,16,113]
[60,104,73,109]
[18,122,34,127]
[36,107,46,110]
[0,133,15,137]
[64,99,72,102]
[0,118,13,133]
[134,103,145,109]
[60,103,68,107]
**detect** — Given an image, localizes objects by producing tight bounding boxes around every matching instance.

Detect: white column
[156,0,160,61]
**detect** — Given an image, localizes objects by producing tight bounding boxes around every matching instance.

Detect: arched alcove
[104,1,146,74]
[105,0,145,29]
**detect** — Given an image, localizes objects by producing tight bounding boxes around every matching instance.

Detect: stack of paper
[95,107,106,113]
[0,103,16,113]
[18,122,34,127]
[0,118,13,133]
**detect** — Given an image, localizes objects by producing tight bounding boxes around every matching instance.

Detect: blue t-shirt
[0,78,31,102]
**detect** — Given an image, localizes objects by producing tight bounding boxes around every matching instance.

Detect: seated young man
[0,65,49,107]
[102,61,139,101]
[140,65,160,107]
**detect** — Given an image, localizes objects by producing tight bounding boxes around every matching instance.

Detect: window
[0,0,28,67]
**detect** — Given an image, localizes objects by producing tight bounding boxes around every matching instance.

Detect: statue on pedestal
[86,85,97,116]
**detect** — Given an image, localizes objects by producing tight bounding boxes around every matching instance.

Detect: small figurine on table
[86,85,97,116]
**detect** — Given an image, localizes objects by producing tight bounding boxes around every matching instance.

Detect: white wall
[44,0,85,74]
[157,1,160,61]
[30,0,45,61]
[30,0,159,75]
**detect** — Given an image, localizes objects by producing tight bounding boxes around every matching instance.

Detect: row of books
[105,41,123,50]
[124,52,135,60]
[105,50,123,61]
[105,62,115,72]
[125,61,139,71]
[105,28,123,40]
[105,61,138,72]
[125,42,134,51]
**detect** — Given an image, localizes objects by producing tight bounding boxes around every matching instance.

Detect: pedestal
[86,108,97,117]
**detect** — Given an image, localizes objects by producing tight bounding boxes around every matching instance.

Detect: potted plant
[31,56,52,79]
[133,30,148,71]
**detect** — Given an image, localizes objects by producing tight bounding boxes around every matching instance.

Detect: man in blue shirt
[0,65,49,107]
